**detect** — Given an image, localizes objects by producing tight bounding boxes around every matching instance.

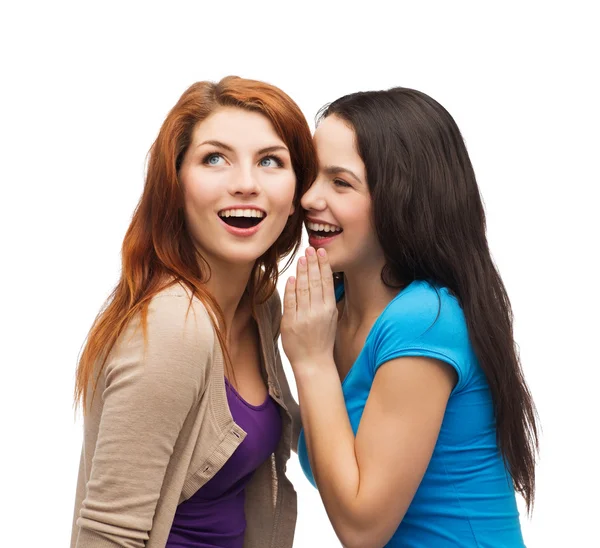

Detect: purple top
[166,378,282,548]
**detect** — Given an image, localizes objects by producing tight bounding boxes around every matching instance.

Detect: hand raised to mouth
[280,246,338,373]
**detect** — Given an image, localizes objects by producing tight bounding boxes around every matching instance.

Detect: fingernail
[306,247,315,256]
[299,257,307,266]
[288,276,295,284]
[317,248,326,257]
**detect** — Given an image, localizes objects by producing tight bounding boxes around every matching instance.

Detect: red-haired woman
[70,76,316,548]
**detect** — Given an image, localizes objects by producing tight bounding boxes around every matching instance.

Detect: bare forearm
[282,248,387,546]
[296,362,372,545]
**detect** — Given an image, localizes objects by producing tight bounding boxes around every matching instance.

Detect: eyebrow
[197,140,289,155]
[323,165,363,184]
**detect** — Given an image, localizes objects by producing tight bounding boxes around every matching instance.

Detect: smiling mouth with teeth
[306,221,343,239]
[218,208,266,229]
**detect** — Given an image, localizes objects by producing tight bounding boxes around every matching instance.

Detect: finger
[283,276,297,320]
[295,256,310,313]
[306,247,324,305]
[317,248,336,308]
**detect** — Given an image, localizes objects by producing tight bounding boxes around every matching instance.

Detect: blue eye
[205,153,225,166]
[260,156,283,168]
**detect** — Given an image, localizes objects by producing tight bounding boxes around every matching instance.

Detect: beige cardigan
[71,283,301,548]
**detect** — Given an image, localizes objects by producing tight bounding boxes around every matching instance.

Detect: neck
[339,264,401,328]
[202,259,254,332]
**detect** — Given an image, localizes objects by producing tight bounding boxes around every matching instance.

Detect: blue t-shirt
[298,280,524,547]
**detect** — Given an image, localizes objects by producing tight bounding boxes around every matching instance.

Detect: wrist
[292,355,337,380]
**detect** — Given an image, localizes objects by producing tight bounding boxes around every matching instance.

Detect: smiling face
[301,115,384,273]
[178,107,296,270]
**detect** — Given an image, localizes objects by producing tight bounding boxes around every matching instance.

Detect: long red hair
[75,76,316,410]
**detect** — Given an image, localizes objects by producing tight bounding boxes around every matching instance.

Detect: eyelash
[260,155,284,168]
[202,153,222,165]
[333,178,352,188]
[202,152,284,168]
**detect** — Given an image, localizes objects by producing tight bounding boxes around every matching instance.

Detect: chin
[223,254,264,267]
[327,253,353,275]
[221,245,273,266]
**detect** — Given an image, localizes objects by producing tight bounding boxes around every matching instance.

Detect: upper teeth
[306,221,342,232]
[219,209,265,218]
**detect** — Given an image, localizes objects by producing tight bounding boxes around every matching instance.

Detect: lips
[219,215,264,237]
[306,220,343,248]
[217,206,267,236]
[305,216,343,247]
[307,231,342,247]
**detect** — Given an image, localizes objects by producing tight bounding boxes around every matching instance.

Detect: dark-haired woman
[70,76,316,548]
[281,87,539,547]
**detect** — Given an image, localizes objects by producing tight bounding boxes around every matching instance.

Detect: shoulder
[147,282,217,355]
[149,282,215,333]
[108,282,217,377]
[377,281,468,343]
[371,281,475,390]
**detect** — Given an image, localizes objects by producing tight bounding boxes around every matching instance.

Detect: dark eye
[259,155,283,168]
[333,178,351,188]
[204,153,225,166]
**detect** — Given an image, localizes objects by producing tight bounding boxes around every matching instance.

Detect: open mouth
[218,208,266,229]
[306,221,343,239]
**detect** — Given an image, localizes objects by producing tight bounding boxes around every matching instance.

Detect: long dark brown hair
[75,76,317,411]
[319,87,539,512]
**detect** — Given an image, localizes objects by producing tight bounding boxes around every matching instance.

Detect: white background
[1,1,598,546]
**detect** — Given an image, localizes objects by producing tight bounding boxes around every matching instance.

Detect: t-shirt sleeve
[75,293,214,548]
[371,285,473,393]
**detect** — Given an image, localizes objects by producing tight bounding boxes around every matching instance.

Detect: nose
[301,179,326,212]
[229,164,260,196]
